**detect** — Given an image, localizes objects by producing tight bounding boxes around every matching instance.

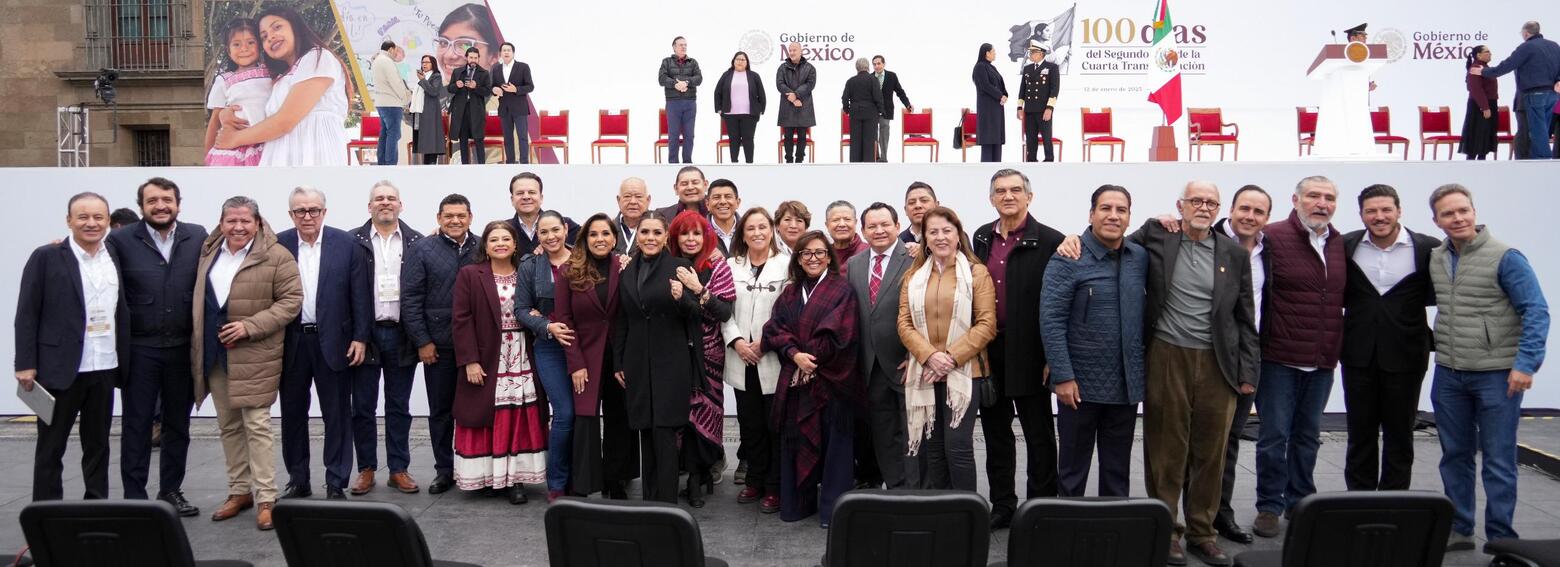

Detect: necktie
[869,253,885,304]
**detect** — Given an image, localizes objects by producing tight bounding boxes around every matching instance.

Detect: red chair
[446,115,501,162]
[775,127,815,163]
[1371,107,1410,160]
[714,119,732,163]
[901,108,938,162]
[592,109,629,164]
[1496,106,1515,159]
[1418,106,1460,160]
[1081,107,1124,162]
[654,108,670,163]
[838,111,853,162]
[959,109,980,162]
[1016,112,1064,162]
[346,115,381,165]
[1296,107,1318,157]
[1187,108,1240,161]
[531,110,570,164]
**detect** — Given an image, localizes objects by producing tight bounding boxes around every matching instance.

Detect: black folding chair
[1487,538,1560,567]
[1233,491,1453,567]
[992,497,1171,567]
[543,498,727,567]
[19,499,251,567]
[272,499,481,567]
[823,490,990,567]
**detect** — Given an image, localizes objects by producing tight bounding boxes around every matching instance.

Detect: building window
[85,0,191,70]
[134,128,170,167]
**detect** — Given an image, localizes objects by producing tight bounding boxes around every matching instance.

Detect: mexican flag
[1146,0,1183,124]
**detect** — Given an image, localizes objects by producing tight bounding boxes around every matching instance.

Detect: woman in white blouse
[722,207,790,512]
[214,6,349,166]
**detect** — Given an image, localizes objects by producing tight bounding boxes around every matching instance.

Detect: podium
[1307,42,1388,159]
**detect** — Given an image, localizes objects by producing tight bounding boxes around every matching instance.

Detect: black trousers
[736,365,779,493]
[120,345,194,499]
[866,363,908,489]
[641,426,681,503]
[1023,111,1054,162]
[280,332,354,490]
[1342,364,1425,491]
[782,127,808,163]
[34,369,115,501]
[848,117,878,162]
[979,335,1059,513]
[980,144,1002,162]
[1056,400,1136,497]
[499,108,530,164]
[723,114,758,163]
[423,346,458,476]
[1214,391,1254,528]
[453,119,486,165]
[600,363,640,486]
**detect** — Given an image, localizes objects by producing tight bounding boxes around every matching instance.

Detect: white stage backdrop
[473,1,1559,163]
[1,162,1555,416]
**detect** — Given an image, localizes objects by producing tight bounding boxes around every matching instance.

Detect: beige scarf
[904,253,975,456]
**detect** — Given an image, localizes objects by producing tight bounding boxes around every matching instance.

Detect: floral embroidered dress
[454,271,549,490]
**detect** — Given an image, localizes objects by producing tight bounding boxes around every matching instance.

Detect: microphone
[1332,30,1338,44]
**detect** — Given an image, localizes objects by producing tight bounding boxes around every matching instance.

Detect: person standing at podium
[1461,46,1500,160]
[1472,21,1560,160]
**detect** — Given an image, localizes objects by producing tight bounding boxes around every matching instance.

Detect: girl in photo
[203,18,270,166]
[214,5,351,166]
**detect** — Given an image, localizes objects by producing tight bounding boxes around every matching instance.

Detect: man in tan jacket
[369,41,411,165]
[192,196,301,531]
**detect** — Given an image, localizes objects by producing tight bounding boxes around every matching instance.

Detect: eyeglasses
[1180,198,1221,211]
[796,250,830,259]
[434,37,488,53]
[289,207,324,218]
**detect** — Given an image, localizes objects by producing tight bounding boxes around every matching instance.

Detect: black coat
[1019,60,1060,113]
[971,60,1008,145]
[1130,221,1260,390]
[612,253,701,429]
[490,60,534,116]
[880,70,911,120]
[349,220,425,367]
[107,220,208,348]
[446,64,491,139]
[15,240,131,390]
[972,214,1063,397]
[413,71,449,155]
[713,68,767,116]
[1340,228,1442,373]
[842,71,885,121]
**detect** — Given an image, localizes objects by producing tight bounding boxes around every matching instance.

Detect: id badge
[378,276,400,303]
[87,307,113,337]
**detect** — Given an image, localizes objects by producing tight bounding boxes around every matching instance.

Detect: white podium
[1307,43,1389,159]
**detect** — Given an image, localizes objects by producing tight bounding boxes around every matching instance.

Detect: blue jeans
[533,337,573,491]
[1431,365,1522,539]
[1254,362,1333,515]
[353,326,417,473]
[377,107,404,165]
[1522,90,1559,159]
[666,99,696,163]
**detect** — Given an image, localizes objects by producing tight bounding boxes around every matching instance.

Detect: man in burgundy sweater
[1251,176,1347,538]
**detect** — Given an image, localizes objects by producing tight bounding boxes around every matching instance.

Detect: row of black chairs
[11,490,1560,566]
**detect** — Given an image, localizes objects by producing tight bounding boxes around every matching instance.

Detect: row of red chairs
[346,112,573,165]
[1296,106,1519,160]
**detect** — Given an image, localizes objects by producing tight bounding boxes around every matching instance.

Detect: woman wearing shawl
[668,211,736,508]
[895,207,996,491]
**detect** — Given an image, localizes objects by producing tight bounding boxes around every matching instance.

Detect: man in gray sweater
[369,41,411,165]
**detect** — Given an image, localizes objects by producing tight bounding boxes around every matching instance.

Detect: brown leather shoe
[1253,511,1282,538]
[210,494,253,522]
[387,471,420,494]
[1167,540,1187,566]
[1188,541,1232,566]
[256,502,275,531]
[350,469,376,495]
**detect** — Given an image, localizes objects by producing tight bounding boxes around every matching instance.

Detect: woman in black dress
[971,43,1008,163]
[611,211,702,503]
[1460,45,1499,160]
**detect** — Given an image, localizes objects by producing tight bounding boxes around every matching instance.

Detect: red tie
[869,253,885,304]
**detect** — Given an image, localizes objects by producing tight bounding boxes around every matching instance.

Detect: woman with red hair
[668,211,735,507]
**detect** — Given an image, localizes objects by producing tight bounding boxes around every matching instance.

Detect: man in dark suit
[1340,184,1440,492]
[447,47,492,164]
[276,187,372,500]
[842,58,884,163]
[109,178,206,515]
[899,182,938,248]
[16,192,128,501]
[971,169,1065,528]
[347,181,424,495]
[1017,41,1060,162]
[505,172,580,256]
[1209,185,1271,545]
[489,42,534,164]
[872,55,913,163]
[655,166,709,219]
[847,203,914,489]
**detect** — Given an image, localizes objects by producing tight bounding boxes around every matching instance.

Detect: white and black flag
[1007,4,1076,72]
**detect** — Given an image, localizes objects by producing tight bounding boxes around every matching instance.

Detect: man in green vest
[1428,184,1549,552]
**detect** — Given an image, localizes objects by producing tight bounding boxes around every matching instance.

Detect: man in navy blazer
[275,187,372,500]
[107,177,207,515]
[15,192,129,501]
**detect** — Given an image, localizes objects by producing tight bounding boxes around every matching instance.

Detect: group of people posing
[17,167,1548,565]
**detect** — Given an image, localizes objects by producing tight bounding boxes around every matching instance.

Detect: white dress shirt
[372,227,403,321]
[710,215,736,252]
[71,238,120,372]
[1308,226,1329,268]
[297,235,323,324]
[1222,221,1266,331]
[210,239,253,308]
[499,60,514,86]
[146,222,177,262]
[1353,227,1416,295]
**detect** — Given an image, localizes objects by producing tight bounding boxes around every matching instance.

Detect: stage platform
[1,416,1558,566]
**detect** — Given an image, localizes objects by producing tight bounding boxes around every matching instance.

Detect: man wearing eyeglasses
[275,187,372,501]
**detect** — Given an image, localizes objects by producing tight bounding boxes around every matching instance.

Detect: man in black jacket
[16,192,129,502]
[401,194,479,494]
[1340,184,1440,492]
[1017,41,1060,162]
[109,177,206,515]
[842,58,884,163]
[971,169,1064,529]
[659,36,703,164]
[447,47,491,164]
[505,172,580,255]
[872,56,912,163]
[490,42,535,164]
